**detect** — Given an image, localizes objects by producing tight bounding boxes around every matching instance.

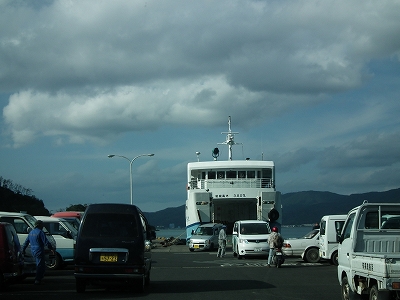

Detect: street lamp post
[108,153,154,205]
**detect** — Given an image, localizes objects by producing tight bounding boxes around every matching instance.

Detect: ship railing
[190,178,273,189]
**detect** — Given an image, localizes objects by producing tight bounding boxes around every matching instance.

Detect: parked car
[35,216,77,269]
[282,229,320,263]
[232,220,271,259]
[74,203,152,293]
[0,222,24,289]
[51,211,83,230]
[0,212,56,276]
[188,223,224,252]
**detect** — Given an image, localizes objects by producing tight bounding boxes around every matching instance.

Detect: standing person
[267,226,279,267]
[217,225,227,258]
[22,220,54,285]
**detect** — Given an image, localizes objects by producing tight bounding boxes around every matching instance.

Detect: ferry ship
[185,117,282,239]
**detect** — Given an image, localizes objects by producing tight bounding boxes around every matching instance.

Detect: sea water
[156,226,314,240]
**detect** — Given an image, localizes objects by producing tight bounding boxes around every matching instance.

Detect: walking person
[217,225,227,258]
[267,226,280,267]
[22,220,54,285]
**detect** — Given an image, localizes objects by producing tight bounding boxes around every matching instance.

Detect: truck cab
[318,214,346,265]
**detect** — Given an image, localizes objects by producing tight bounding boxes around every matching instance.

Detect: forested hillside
[0,177,50,215]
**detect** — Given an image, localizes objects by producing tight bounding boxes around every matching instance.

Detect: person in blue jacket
[22,220,54,285]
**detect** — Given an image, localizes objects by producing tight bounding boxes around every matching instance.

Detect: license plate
[100,253,118,262]
[194,245,199,249]
[254,248,262,252]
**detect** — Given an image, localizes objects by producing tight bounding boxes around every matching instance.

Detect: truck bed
[355,229,400,253]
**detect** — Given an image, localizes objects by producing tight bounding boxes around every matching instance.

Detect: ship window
[226,170,236,178]
[257,171,261,178]
[238,171,246,178]
[247,171,255,178]
[201,172,206,179]
[217,171,225,179]
[208,171,216,179]
[262,168,272,178]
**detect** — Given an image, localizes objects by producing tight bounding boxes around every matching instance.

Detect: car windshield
[25,215,37,228]
[240,223,270,234]
[194,227,213,235]
[301,229,319,239]
[64,218,80,230]
[60,220,78,238]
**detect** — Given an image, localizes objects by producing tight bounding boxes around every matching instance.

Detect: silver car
[282,229,320,263]
[188,223,224,251]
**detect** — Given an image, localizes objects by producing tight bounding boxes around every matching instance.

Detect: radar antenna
[218,116,242,160]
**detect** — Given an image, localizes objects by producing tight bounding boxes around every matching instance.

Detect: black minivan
[74,203,152,293]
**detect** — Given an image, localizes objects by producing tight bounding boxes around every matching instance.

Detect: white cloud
[1,0,400,211]
[3,76,325,146]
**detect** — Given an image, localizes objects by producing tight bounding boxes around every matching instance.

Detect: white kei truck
[319,214,346,265]
[337,202,400,300]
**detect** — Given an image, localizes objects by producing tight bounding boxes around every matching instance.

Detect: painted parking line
[193,259,325,268]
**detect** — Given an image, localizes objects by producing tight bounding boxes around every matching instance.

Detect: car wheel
[46,252,62,270]
[189,248,194,252]
[341,276,356,300]
[76,279,86,293]
[304,248,320,263]
[369,285,390,300]
[331,251,339,266]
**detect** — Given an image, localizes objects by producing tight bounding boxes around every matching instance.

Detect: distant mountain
[144,205,186,228]
[144,188,400,227]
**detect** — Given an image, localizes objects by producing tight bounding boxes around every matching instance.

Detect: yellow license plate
[100,253,118,262]
[194,245,199,249]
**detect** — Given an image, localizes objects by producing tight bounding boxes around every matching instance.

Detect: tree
[66,204,87,212]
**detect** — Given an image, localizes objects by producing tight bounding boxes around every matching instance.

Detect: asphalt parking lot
[1,245,343,300]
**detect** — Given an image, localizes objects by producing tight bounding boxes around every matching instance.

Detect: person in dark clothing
[22,220,54,285]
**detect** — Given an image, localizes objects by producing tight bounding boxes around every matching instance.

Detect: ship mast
[218,116,242,160]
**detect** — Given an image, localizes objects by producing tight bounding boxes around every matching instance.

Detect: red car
[0,222,24,289]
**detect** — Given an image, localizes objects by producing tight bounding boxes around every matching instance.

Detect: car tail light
[283,243,291,248]
[392,282,400,289]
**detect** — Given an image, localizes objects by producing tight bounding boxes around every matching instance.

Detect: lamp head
[107,155,115,158]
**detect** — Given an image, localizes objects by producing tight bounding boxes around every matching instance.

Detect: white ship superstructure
[185,117,282,239]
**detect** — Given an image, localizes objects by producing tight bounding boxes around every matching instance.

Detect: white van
[232,220,271,259]
[0,212,56,276]
[188,223,224,251]
[35,216,77,269]
[319,214,346,265]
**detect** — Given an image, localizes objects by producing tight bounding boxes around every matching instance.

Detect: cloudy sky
[1,0,400,214]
